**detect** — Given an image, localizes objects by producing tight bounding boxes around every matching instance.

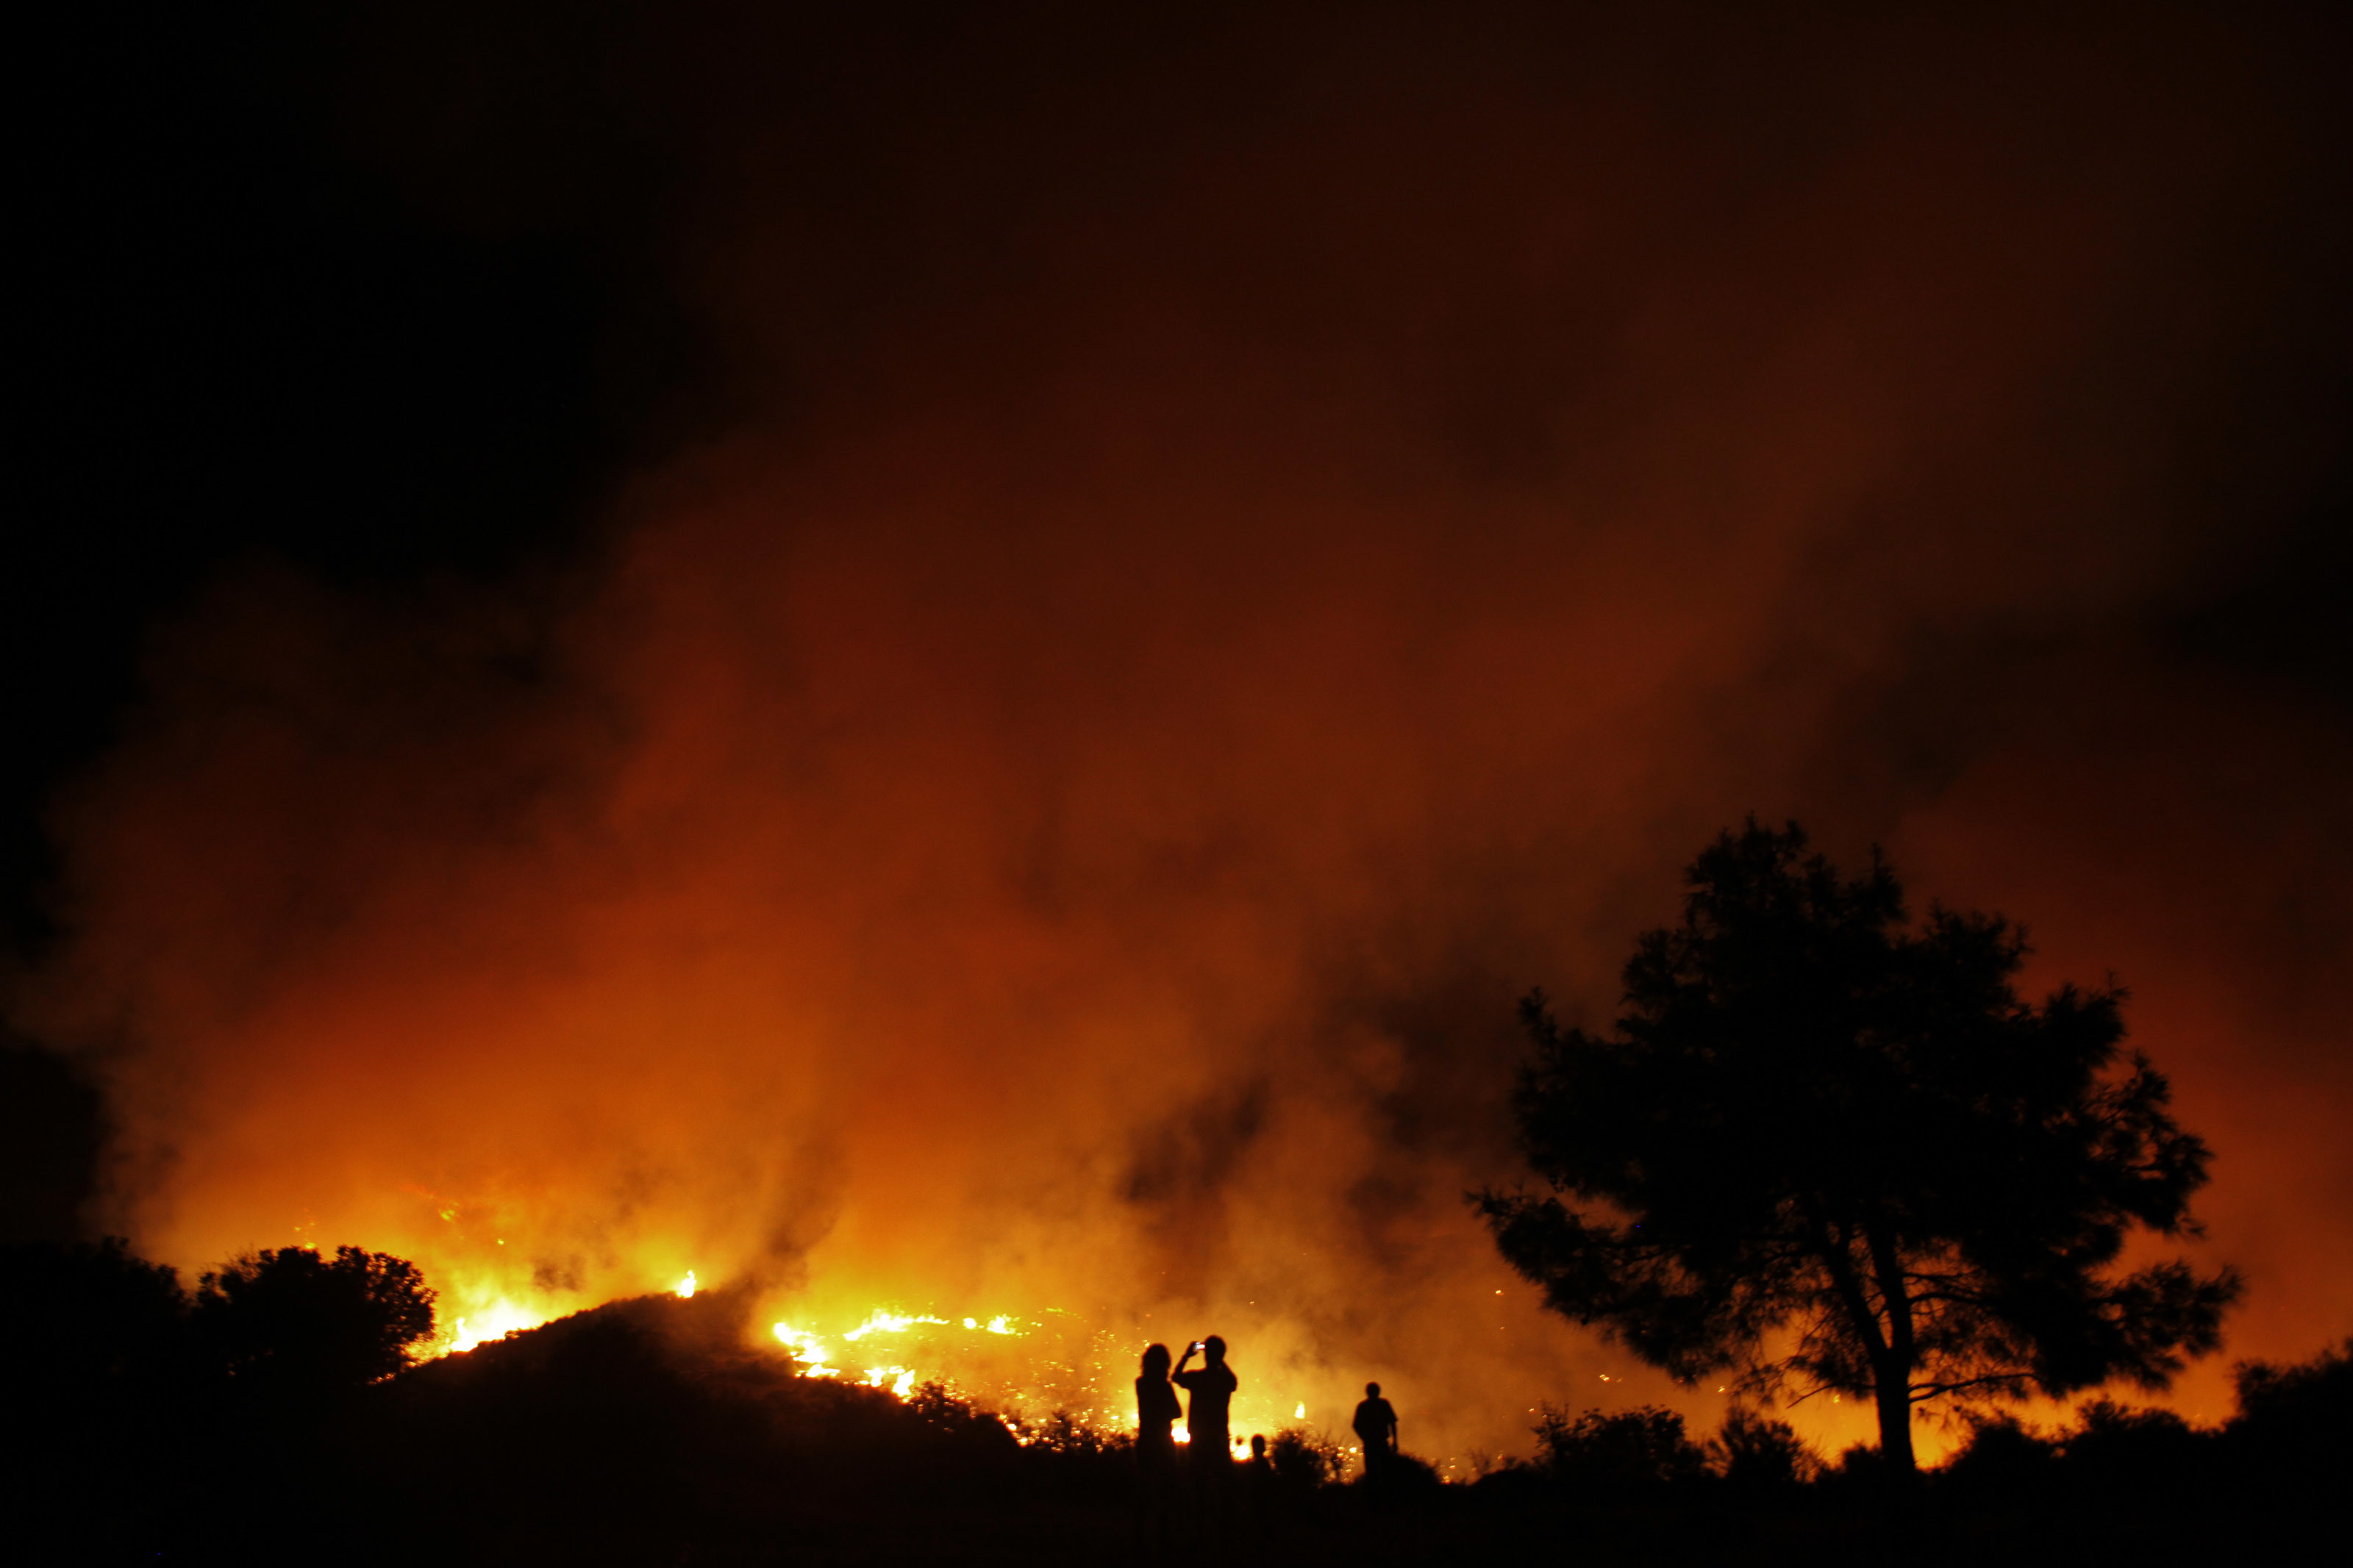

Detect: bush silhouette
[2060,1397,2208,1489]
[2224,1337,2352,1490]
[1939,1411,2059,1493]
[1534,1405,1707,1490]
[1268,1425,1346,1492]
[2231,1337,2350,1442]
[193,1245,435,1402]
[1710,1407,1820,1487]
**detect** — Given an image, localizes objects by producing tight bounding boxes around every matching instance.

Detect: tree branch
[1906,1372,2037,1401]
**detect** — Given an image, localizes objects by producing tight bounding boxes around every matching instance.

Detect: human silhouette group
[1133,1335,1403,1542]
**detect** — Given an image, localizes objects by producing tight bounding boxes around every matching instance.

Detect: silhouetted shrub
[905,1375,1028,1467]
[1535,1404,1707,1490]
[2221,1336,2352,1492]
[1007,1406,1133,1499]
[2231,1338,2350,1444]
[1330,1444,1443,1507]
[1015,1406,1124,1456]
[1710,1407,1820,1487]
[1938,1411,2059,1494]
[2060,1397,2209,1489]
[193,1245,435,1402]
[1825,1441,1896,1488]
[1365,1450,1445,1495]
[1268,1425,1346,1490]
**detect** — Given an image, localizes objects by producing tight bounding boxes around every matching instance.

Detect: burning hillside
[15,1,2353,1473]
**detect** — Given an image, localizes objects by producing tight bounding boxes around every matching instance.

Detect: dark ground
[7,1266,2338,1568]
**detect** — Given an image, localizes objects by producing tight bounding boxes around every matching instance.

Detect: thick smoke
[20,5,2351,1458]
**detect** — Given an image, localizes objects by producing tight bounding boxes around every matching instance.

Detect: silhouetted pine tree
[1479,821,2240,1472]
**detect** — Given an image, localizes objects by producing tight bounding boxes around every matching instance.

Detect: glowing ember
[676,1270,698,1299]
[1295,1402,1307,1419]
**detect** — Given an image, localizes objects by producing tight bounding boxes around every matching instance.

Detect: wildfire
[431,1283,1307,1453]
[771,1322,841,1378]
[764,1307,1052,1405]
[446,1300,546,1355]
[864,1365,917,1397]
[843,1309,946,1340]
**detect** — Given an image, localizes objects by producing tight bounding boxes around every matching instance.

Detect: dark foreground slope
[9,1262,2342,1567]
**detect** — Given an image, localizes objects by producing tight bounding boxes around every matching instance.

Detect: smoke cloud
[20,4,2351,1458]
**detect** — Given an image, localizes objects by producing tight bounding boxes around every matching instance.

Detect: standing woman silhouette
[1134,1343,1182,1539]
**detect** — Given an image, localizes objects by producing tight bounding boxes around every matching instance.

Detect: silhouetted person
[1174,1336,1239,1533]
[1242,1433,1273,1521]
[1353,1382,1399,1478]
[1134,1342,1182,1539]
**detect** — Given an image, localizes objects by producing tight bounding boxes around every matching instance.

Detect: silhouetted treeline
[4,1236,2343,1567]
[1933,1339,2353,1506]
[2,1238,436,1562]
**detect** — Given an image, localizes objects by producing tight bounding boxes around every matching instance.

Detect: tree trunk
[1873,1359,1916,1475]
[1813,1221,1917,1473]
[1865,1224,1919,1475]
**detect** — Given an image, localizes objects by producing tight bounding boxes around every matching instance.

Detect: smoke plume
[20,4,2351,1458]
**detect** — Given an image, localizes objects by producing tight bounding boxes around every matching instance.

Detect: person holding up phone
[1172,1333,1239,1516]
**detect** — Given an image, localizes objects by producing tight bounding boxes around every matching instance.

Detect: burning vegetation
[7,1232,2344,1567]
[9,4,2352,1563]
[12,826,2347,1566]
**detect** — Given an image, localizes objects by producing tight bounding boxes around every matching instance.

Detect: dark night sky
[13,3,2346,926]
[8,1,679,1231]
[6,0,2351,1452]
[13,5,638,933]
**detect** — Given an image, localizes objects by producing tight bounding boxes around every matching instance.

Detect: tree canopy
[1478,821,2240,1472]
[194,1245,437,1399]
